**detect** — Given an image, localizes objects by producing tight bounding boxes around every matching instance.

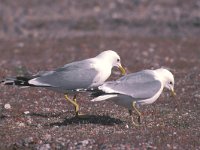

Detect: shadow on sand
[27,112,65,118]
[48,115,124,126]
[2,111,124,126]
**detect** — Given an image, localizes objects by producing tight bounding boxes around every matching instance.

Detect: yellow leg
[132,101,142,117]
[129,109,138,126]
[131,101,142,126]
[73,95,77,103]
[65,94,80,116]
[72,95,83,116]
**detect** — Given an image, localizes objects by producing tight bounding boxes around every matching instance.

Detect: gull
[1,50,126,117]
[91,68,176,125]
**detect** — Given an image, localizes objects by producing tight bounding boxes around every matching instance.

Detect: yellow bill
[171,89,176,97]
[118,65,126,75]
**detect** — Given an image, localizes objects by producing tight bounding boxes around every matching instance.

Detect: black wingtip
[90,90,106,98]
[1,77,15,85]
[1,76,33,86]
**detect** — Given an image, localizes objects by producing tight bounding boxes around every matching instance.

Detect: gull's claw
[75,112,90,118]
[137,115,142,125]
[131,116,141,127]
[129,101,142,126]
[65,94,81,116]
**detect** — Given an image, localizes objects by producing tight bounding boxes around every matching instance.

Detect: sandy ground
[0,0,200,149]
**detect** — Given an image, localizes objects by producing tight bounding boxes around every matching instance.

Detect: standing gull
[1,50,126,116]
[91,68,176,125]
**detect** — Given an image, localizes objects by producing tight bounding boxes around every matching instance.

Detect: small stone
[4,103,11,109]
[23,137,34,146]
[43,134,52,142]
[76,139,93,147]
[142,51,148,57]
[118,0,124,3]
[38,144,51,150]
[149,47,155,52]
[52,126,59,129]
[167,144,171,148]
[125,124,129,128]
[24,111,30,115]
[14,49,20,54]
[183,112,189,116]
[37,124,42,128]
[94,6,100,12]
[165,57,169,61]
[17,42,24,48]
[27,119,32,124]
[194,94,200,98]
[18,122,25,127]
[44,108,50,111]
[80,140,89,146]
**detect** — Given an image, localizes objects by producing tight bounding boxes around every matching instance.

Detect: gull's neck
[154,68,170,85]
[94,55,113,68]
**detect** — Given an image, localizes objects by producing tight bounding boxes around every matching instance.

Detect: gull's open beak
[118,64,126,75]
[170,88,176,97]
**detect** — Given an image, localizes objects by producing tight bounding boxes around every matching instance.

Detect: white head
[96,50,126,75]
[155,68,176,96]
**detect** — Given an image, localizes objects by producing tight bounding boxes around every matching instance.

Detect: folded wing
[98,70,162,99]
[29,60,98,90]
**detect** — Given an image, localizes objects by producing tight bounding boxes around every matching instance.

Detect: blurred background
[0,0,199,73]
[0,0,200,149]
[0,0,200,39]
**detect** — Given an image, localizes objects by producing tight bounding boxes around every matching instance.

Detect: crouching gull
[1,50,126,117]
[91,68,176,125]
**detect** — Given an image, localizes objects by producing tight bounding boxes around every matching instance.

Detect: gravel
[0,0,200,149]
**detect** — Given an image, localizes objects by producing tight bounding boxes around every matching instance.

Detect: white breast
[90,60,112,87]
[109,84,164,110]
[138,85,164,105]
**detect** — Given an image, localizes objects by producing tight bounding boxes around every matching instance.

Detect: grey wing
[29,59,98,90]
[100,72,162,99]
[54,59,91,72]
[117,70,155,83]
[101,80,161,99]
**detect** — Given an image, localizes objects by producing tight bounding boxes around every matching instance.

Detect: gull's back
[29,59,98,91]
[97,70,162,100]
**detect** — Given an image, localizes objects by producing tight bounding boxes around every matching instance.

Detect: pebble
[17,122,25,127]
[26,116,33,124]
[43,134,52,142]
[77,140,89,147]
[149,47,155,52]
[194,94,200,98]
[4,103,11,109]
[38,144,51,150]
[125,124,129,128]
[17,42,24,48]
[23,137,34,146]
[142,51,148,57]
[76,139,94,148]
[167,144,171,148]
[94,6,100,12]
[37,124,43,128]
[24,111,30,115]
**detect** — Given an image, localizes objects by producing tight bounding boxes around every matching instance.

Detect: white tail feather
[91,94,118,102]
[28,78,50,86]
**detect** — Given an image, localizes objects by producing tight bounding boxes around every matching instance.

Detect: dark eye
[169,81,173,85]
[117,59,120,62]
